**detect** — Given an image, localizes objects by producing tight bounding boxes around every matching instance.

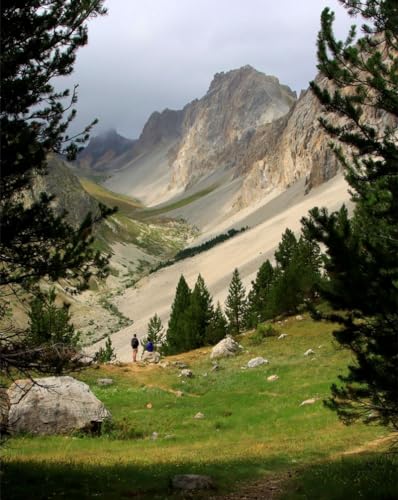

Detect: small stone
[267,374,279,382]
[172,474,215,491]
[203,372,208,377]
[146,403,153,409]
[179,369,193,378]
[211,362,220,372]
[247,357,269,368]
[159,361,170,368]
[193,412,205,419]
[304,349,315,356]
[175,391,183,397]
[278,333,288,340]
[300,398,317,406]
[151,432,158,440]
[295,315,304,321]
[96,378,114,386]
[164,434,176,440]
[173,361,188,369]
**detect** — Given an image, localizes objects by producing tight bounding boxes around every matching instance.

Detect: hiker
[145,340,154,353]
[131,334,139,362]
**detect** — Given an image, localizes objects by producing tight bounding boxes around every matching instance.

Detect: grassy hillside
[3,315,396,499]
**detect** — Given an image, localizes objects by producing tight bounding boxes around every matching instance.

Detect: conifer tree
[245,260,274,328]
[302,0,398,429]
[225,268,247,335]
[26,289,81,374]
[183,274,214,350]
[206,302,228,345]
[164,275,191,354]
[0,1,111,376]
[143,314,165,351]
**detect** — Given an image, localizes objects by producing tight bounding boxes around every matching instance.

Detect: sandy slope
[88,173,350,362]
[104,140,182,206]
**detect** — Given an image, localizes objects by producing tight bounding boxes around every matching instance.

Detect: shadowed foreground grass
[2,316,397,499]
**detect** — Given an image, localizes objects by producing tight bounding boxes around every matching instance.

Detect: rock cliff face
[233,79,339,208]
[168,65,297,189]
[90,64,395,213]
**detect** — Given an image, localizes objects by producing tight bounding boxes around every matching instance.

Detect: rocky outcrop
[7,376,111,435]
[234,80,339,208]
[169,65,297,189]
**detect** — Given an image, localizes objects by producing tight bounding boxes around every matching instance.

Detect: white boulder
[7,376,111,435]
[210,335,242,359]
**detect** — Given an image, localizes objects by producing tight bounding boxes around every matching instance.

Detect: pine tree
[206,302,228,345]
[0,1,111,376]
[225,268,247,335]
[302,0,398,429]
[164,275,191,355]
[26,289,81,374]
[143,314,165,351]
[245,260,274,328]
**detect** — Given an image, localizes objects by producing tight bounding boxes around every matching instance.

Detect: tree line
[147,223,323,355]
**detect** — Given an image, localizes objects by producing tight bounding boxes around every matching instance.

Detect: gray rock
[141,351,161,364]
[0,388,10,434]
[171,474,215,490]
[96,378,114,386]
[179,369,193,378]
[247,357,269,368]
[210,335,242,359]
[7,376,111,435]
[159,361,170,368]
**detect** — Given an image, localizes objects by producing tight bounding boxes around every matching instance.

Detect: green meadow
[2,316,397,499]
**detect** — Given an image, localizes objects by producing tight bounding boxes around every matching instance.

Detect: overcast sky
[63,0,357,139]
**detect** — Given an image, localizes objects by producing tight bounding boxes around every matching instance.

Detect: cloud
[61,0,356,139]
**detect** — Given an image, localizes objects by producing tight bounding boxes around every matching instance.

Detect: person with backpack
[131,334,139,362]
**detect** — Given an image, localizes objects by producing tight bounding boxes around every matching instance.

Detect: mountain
[102,65,298,206]
[76,129,136,171]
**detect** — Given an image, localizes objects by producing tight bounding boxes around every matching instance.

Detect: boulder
[171,474,215,491]
[7,376,111,435]
[141,351,161,363]
[300,398,317,406]
[210,335,242,359]
[247,357,269,368]
[0,388,10,434]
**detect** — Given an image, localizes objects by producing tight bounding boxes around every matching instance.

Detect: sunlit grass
[2,315,394,499]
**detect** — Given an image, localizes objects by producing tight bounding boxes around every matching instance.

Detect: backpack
[131,337,139,348]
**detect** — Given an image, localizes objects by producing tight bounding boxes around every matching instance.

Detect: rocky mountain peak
[137,108,184,149]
